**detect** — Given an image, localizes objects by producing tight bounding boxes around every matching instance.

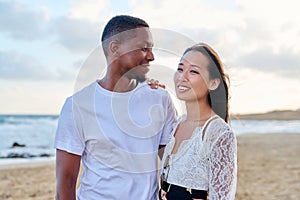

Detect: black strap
[161,181,207,199]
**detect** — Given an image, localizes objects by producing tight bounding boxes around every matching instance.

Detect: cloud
[0,51,56,80]
[130,0,300,80]
[1,0,299,81]
[49,0,113,53]
[235,0,300,22]
[68,0,110,22]
[0,1,104,53]
[0,50,83,81]
[49,17,101,53]
[0,1,48,40]
[151,28,195,57]
[132,0,244,30]
[229,67,300,114]
[232,47,300,79]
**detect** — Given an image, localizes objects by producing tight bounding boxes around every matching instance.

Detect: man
[54,15,177,200]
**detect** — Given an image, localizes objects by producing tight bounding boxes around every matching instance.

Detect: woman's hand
[160,189,167,200]
[147,78,165,89]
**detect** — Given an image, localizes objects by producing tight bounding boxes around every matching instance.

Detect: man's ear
[208,78,220,91]
[109,40,120,56]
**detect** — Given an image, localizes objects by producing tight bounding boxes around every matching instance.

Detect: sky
[0,0,299,115]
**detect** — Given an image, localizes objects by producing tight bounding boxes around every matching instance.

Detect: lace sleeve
[208,130,237,200]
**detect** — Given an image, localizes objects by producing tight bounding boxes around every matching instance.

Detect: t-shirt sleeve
[160,91,177,145]
[54,97,85,155]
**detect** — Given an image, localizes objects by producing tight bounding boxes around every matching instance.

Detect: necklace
[185,118,210,123]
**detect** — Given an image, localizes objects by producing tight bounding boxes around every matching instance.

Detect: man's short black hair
[101,15,149,42]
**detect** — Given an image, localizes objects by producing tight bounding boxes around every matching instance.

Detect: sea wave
[0,115,58,125]
[0,115,58,158]
[231,119,300,135]
[0,115,299,159]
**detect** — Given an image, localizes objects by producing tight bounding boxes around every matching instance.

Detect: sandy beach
[0,133,299,200]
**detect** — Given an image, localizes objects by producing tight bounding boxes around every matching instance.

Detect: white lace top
[161,116,237,200]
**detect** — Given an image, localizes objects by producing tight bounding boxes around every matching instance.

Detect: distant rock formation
[0,152,52,159]
[11,142,26,148]
[232,109,300,120]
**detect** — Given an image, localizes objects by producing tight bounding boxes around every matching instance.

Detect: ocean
[0,114,300,162]
[0,115,58,160]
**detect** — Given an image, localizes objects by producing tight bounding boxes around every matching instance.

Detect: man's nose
[147,48,154,61]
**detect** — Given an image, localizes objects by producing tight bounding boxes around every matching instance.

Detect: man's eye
[142,47,148,51]
[177,67,183,71]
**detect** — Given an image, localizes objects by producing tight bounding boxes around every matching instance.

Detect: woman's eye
[190,70,199,74]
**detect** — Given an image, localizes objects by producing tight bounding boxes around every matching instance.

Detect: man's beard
[135,74,147,83]
[126,67,148,83]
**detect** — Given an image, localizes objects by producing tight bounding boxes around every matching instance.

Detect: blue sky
[0,0,299,114]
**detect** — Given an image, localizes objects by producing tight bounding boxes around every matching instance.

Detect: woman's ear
[208,78,220,91]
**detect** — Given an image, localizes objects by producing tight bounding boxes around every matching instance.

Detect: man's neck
[98,76,138,92]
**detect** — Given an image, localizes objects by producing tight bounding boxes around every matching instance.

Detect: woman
[160,43,237,200]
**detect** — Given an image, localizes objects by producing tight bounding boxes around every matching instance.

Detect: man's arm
[56,149,81,200]
[158,145,166,159]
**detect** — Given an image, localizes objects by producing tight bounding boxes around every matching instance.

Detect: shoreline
[0,157,55,170]
[0,133,299,200]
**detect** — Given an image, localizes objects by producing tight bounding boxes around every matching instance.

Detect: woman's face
[173,50,212,102]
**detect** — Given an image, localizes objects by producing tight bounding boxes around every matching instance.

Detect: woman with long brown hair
[160,43,237,200]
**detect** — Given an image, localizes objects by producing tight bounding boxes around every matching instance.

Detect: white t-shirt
[54,81,177,200]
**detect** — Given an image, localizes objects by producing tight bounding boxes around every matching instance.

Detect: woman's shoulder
[210,116,231,129]
[204,116,234,140]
